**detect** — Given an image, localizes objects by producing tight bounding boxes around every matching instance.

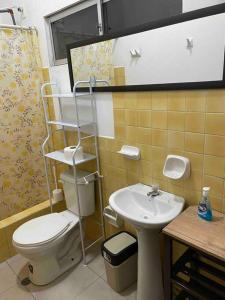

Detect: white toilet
[12,169,95,285]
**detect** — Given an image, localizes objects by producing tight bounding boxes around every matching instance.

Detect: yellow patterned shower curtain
[0,28,47,219]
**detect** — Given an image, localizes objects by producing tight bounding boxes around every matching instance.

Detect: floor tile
[28,263,99,300]
[74,277,125,300]
[0,284,34,300]
[0,262,17,294]
[7,254,29,280]
[100,271,107,282]
[87,252,105,277]
[83,241,105,277]
[1,253,137,300]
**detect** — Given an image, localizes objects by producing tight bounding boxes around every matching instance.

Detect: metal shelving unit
[41,79,108,265]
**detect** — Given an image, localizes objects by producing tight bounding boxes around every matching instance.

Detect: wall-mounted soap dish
[163,155,190,180]
[117,145,140,160]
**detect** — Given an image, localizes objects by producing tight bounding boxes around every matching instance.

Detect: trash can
[101,231,138,292]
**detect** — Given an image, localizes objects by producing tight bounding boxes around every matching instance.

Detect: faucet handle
[152,184,159,193]
[147,184,160,197]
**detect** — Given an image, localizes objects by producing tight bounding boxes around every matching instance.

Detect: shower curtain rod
[0,24,37,31]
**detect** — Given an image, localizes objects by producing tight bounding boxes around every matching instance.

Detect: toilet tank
[60,169,95,217]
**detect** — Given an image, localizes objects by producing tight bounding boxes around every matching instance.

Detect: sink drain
[143,215,149,219]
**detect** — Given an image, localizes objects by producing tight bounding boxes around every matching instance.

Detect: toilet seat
[13,212,74,247]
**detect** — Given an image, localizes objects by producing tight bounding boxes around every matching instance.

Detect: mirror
[67,4,225,92]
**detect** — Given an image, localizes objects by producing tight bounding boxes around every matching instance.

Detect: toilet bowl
[12,169,95,285]
[12,210,82,285]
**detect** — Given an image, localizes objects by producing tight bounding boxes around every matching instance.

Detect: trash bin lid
[104,232,136,254]
[101,231,137,266]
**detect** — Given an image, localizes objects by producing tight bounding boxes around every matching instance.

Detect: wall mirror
[67,4,225,92]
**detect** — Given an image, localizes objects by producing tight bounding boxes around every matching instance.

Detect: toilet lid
[13,213,71,246]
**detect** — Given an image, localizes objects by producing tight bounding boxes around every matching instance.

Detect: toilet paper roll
[64,146,84,162]
[52,189,64,202]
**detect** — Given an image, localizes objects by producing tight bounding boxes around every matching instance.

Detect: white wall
[0,0,115,138]
[21,0,81,65]
[112,13,225,85]
[0,0,22,24]
[183,0,225,12]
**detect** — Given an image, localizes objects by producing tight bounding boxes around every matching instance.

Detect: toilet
[12,169,95,285]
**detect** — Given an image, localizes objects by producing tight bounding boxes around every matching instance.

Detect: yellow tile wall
[99,89,225,234]
[42,68,225,256]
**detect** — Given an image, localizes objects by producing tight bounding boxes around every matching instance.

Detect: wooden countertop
[163,206,225,262]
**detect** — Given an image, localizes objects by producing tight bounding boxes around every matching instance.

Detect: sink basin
[109,183,185,230]
[109,183,185,300]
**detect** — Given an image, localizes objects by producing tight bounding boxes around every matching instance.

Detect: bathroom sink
[109,183,185,230]
[109,183,185,300]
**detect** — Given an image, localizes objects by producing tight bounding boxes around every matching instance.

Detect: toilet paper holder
[103,206,123,228]
[81,171,103,185]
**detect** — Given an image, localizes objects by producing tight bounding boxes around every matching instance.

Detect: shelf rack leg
[72,162,87,266]
[95,138,106,239]
[72,81,87,265]
[91,83,106,239]
[43,156,53,213]
[58,97,68,147]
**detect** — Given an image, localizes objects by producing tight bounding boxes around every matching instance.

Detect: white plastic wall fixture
[103,205,123,228]
[117,145,141,160]
[130,48,141,57]
[163,155,190,180]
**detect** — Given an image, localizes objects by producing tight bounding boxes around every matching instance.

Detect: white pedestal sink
[109,183,185,300]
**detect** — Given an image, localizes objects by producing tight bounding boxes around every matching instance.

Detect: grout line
[87,263,105,278]
[6,260,18,277]
[0,285,21,298]
[202,93,207,182]
[72,276,100,300]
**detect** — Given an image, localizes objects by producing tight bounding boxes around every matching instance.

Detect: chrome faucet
[147,184,160,197]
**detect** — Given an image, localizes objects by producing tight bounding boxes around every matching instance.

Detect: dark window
[51,5,99,61]
[103,0,182,33]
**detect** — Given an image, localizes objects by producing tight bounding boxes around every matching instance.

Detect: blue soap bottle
[198,187,212,221]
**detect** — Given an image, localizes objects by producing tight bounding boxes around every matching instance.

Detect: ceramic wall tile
[186,91,206,112]
[205,113,225,136]
[167,91,186,111]
[205,135,225,157]
[206,90,225,113]
[185,133,205,154]
[103,87,225,222]
[152,111,167,129]
[168,112,186,131]
[185,112,205,133]
[151,92,167,110]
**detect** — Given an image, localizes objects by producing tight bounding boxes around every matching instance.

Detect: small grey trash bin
[101,231,138,292]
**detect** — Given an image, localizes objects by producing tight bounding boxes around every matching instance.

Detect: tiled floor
[0,246,137,300]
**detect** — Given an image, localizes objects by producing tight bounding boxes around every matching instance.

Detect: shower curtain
[0,27,47,219]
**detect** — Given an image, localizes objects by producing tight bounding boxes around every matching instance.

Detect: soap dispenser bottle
[198,187,212,221]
